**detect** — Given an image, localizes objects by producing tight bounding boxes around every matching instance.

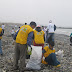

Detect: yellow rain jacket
[33,30,45,44]
[0,28,2,39]
[16,25,33,44]
[42,46,55,64]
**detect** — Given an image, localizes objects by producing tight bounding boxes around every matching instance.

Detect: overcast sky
[0,0,72,27]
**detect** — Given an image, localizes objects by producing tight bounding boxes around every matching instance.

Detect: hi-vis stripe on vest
[0,28,2,39]
[16,25,33,44]
[33,30,45,44]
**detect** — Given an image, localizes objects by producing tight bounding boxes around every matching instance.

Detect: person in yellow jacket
[0,27,3,55]
[42,40,60,67]
[33,25,45,50]
[13,21,36,72]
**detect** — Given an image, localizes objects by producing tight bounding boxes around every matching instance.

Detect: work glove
[28,46,32,52]
[43,56,45,61]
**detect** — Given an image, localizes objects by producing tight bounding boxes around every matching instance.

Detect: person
[42,41,60,67]
[13,21,36,72]
[46,20,56,43]
[1,23,5,34]
[0,27,3,55]
[11,28,15,37]
[33,25,45,50]
[15,27,20,33]
[42,26,44,31]
[70,33,72,46]
[44,26,47,41]
[25,23,27,25]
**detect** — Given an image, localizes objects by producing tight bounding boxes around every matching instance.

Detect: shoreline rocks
[0,24,72,72]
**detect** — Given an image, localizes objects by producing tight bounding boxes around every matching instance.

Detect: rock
[0,24,72,72]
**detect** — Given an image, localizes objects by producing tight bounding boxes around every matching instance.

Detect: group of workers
[12,21,61,72]
[0,21,61,72]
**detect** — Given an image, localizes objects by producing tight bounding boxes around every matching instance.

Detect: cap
[36,25,41,27]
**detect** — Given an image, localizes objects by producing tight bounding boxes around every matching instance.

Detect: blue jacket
[0,32,3,36]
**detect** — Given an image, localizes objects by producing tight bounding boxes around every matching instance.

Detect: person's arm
[32,34,34,39]
[47,25,49,30]
[54,24,56,31]
[13,30,19,40]
[70,33,72,37]
[42,49,46,54]
[44,34,45,41]
[70,34,71,37]
[0,32,3,36]
[47,26,49,35]
[42,49,46,56]
[42,49,46,59]
[27,32,33,47]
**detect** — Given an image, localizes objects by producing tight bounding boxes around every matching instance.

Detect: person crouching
[42,41,61,67]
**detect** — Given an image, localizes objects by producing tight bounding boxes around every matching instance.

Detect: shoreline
[0,24,72,72]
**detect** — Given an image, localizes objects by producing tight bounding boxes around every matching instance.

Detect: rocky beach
[0,23,72,72]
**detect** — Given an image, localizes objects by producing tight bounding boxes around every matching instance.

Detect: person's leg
[2,29,4,34]
[14,43,20,69]
[70,38,72,44]
[45,33,51,43]
[51,33,54,41]
[51,53,60,66]
[0,39,3,55]
[45,53,60,66]
[19,44,27,71]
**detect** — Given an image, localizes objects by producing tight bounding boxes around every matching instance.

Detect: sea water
[55,28,72,36]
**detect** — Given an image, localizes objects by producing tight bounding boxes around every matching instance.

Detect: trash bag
[26,45,42,70]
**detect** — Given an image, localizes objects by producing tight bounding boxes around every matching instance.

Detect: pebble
[0,24,72,72]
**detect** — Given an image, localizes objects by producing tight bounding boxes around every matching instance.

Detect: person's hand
[28,46,31,52]
[28,46,32,52]
[43,56,45,61]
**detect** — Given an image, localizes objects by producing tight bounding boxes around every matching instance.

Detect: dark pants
[14,43,27,71]
[45,53,60,66]
[11,34,14,38]
[2,29,4,34]
[46,33,54,43]
[70,37,72,43]
[0,39,3,54]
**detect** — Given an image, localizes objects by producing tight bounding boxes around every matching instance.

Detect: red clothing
[33,41,44,50]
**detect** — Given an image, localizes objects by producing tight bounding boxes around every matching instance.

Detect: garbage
[2,69,6,72]
[55,50,64,59]
[26,45,42,70]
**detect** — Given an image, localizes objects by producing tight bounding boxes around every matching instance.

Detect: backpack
[54,25,56,31]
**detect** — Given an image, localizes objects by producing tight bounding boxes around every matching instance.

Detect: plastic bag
[55,50,64,59]
[26,45,42,70]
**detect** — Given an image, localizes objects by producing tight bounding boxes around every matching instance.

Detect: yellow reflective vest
[0,28,2,39]
[42,46,55,64]
[33,30,45,44]
[16,25,33,44]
